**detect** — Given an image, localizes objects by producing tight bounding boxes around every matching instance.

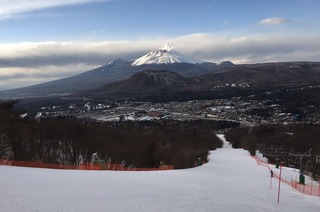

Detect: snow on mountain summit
[131,44,204,66]
[160,43,174,51]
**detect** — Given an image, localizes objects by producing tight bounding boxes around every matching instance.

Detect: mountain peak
[160,43,173,52]
[105,58,129,67]
[99,70,187,94]
[217,60,235,68]
[131,44,203,66]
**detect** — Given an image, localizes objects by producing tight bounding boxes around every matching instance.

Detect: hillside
[1,135,319,212]
[74,61,320,102]
[193,61,320,88]
[75,70,188,98]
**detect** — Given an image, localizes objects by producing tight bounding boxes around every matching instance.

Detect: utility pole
[288,149,312,184]
[299,157,305,184]
[277,161,282,204]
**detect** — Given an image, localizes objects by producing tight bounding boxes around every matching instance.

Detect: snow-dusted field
[1,135,319,212]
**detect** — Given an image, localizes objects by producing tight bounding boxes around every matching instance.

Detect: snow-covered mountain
[0,45,227,99]
[131,44,203,66]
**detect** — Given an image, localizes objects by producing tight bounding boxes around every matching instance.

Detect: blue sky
[1,0,320,90]
[2,0,319,41]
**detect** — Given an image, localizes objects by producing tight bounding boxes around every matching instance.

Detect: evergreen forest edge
[1,100,320,179]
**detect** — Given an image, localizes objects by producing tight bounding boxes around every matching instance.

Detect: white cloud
[0,0,109,19]
[258,17,290,25]
[0,63,98,90]
[1,33,320,90]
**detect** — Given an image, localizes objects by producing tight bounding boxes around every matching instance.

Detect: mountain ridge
[0,46,225,99]
[2,45,320,100]
[73,61,320,102]
[75,70,187,98]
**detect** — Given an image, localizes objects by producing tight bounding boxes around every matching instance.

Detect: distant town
[33,95,320,125]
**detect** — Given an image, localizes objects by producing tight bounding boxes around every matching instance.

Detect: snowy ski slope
[1,135,319,212]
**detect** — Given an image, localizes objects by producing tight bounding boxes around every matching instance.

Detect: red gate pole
[277,162,282,203]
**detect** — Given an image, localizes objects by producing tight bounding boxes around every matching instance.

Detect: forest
[225,124,320,179]
[0,101,237,169]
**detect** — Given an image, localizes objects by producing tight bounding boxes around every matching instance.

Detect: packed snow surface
[131,44,203,66]
[1,135,319,212]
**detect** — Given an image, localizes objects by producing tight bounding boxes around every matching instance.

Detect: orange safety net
[252,156,320,197]
[0,159,174,171]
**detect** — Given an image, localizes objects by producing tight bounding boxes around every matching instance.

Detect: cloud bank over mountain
[1,33,320,90]
[1,0,319,90]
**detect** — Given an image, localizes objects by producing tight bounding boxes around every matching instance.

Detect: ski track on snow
[1,135,319,212]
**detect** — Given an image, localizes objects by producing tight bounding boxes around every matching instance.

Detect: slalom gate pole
[270,175,272,190]
[277,162,282,203]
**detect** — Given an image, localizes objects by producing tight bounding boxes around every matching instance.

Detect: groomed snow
[1,135,319,212]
